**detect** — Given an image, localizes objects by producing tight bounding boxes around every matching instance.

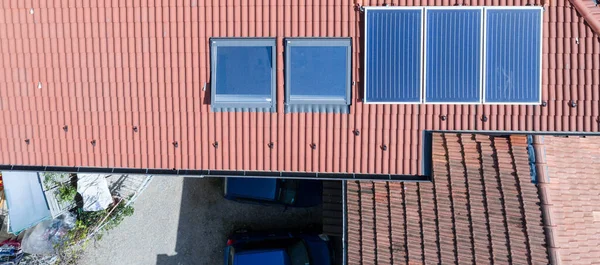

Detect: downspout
[532,135,559,265]
[342,180,348,265]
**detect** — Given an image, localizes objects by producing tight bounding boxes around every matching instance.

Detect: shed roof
[0,1,599,175]
[346,133,548,264]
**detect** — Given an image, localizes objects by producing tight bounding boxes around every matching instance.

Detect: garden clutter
[20,213,76,255]
[0,239,23,265]
[77,174,113,212]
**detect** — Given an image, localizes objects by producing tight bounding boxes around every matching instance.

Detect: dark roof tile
[346,134,548,264]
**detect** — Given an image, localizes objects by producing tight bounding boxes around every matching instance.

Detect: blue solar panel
[485,8,542,103]
[289,46,348,99]
[425,9,482,103]
[365,9,422,103]
[216,46,273,97]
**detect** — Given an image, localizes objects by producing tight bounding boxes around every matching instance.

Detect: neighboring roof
[570,0,600,36]
[0,1,599,175]
[225,177,278,201]
[346,133,548,264]
[534,135,600,265]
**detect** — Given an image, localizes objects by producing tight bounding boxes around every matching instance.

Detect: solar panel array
[364,7,542,105]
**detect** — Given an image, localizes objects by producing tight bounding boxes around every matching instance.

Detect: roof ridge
[570,0,600,36]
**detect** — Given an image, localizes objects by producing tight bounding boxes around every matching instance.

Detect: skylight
[210,38,277,112]
[285,38,352,113]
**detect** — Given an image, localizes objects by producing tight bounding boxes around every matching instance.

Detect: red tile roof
[0,1,599,175]
[534,135,600,265]
[346,133,548,264]
[571,0,600,36]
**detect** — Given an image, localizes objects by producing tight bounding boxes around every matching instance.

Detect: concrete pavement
[81,176,321,265]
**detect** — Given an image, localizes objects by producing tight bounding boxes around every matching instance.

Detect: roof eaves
[0,164,430,181]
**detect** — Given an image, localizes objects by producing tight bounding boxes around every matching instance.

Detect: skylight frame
[284,38,353,109]
[210,38,277,112]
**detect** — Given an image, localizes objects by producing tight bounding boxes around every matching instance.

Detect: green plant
[57,184,77,203]
[103,203,135,231]
[54,198,135,265]
[43,172,63,189]
[43,172,77,204]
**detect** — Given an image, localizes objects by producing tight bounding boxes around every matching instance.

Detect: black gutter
[427,130,600,136]
[0,165,430,182]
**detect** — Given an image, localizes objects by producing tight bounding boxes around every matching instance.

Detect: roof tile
[570,0,600,36]
[347,133,548,264]
[536,136,600,264]
[0,1,599,175]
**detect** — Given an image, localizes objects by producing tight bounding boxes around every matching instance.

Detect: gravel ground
[80,176,322,265]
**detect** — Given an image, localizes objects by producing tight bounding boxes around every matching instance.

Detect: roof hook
[355,3,365,12]
[569,100,577,108]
